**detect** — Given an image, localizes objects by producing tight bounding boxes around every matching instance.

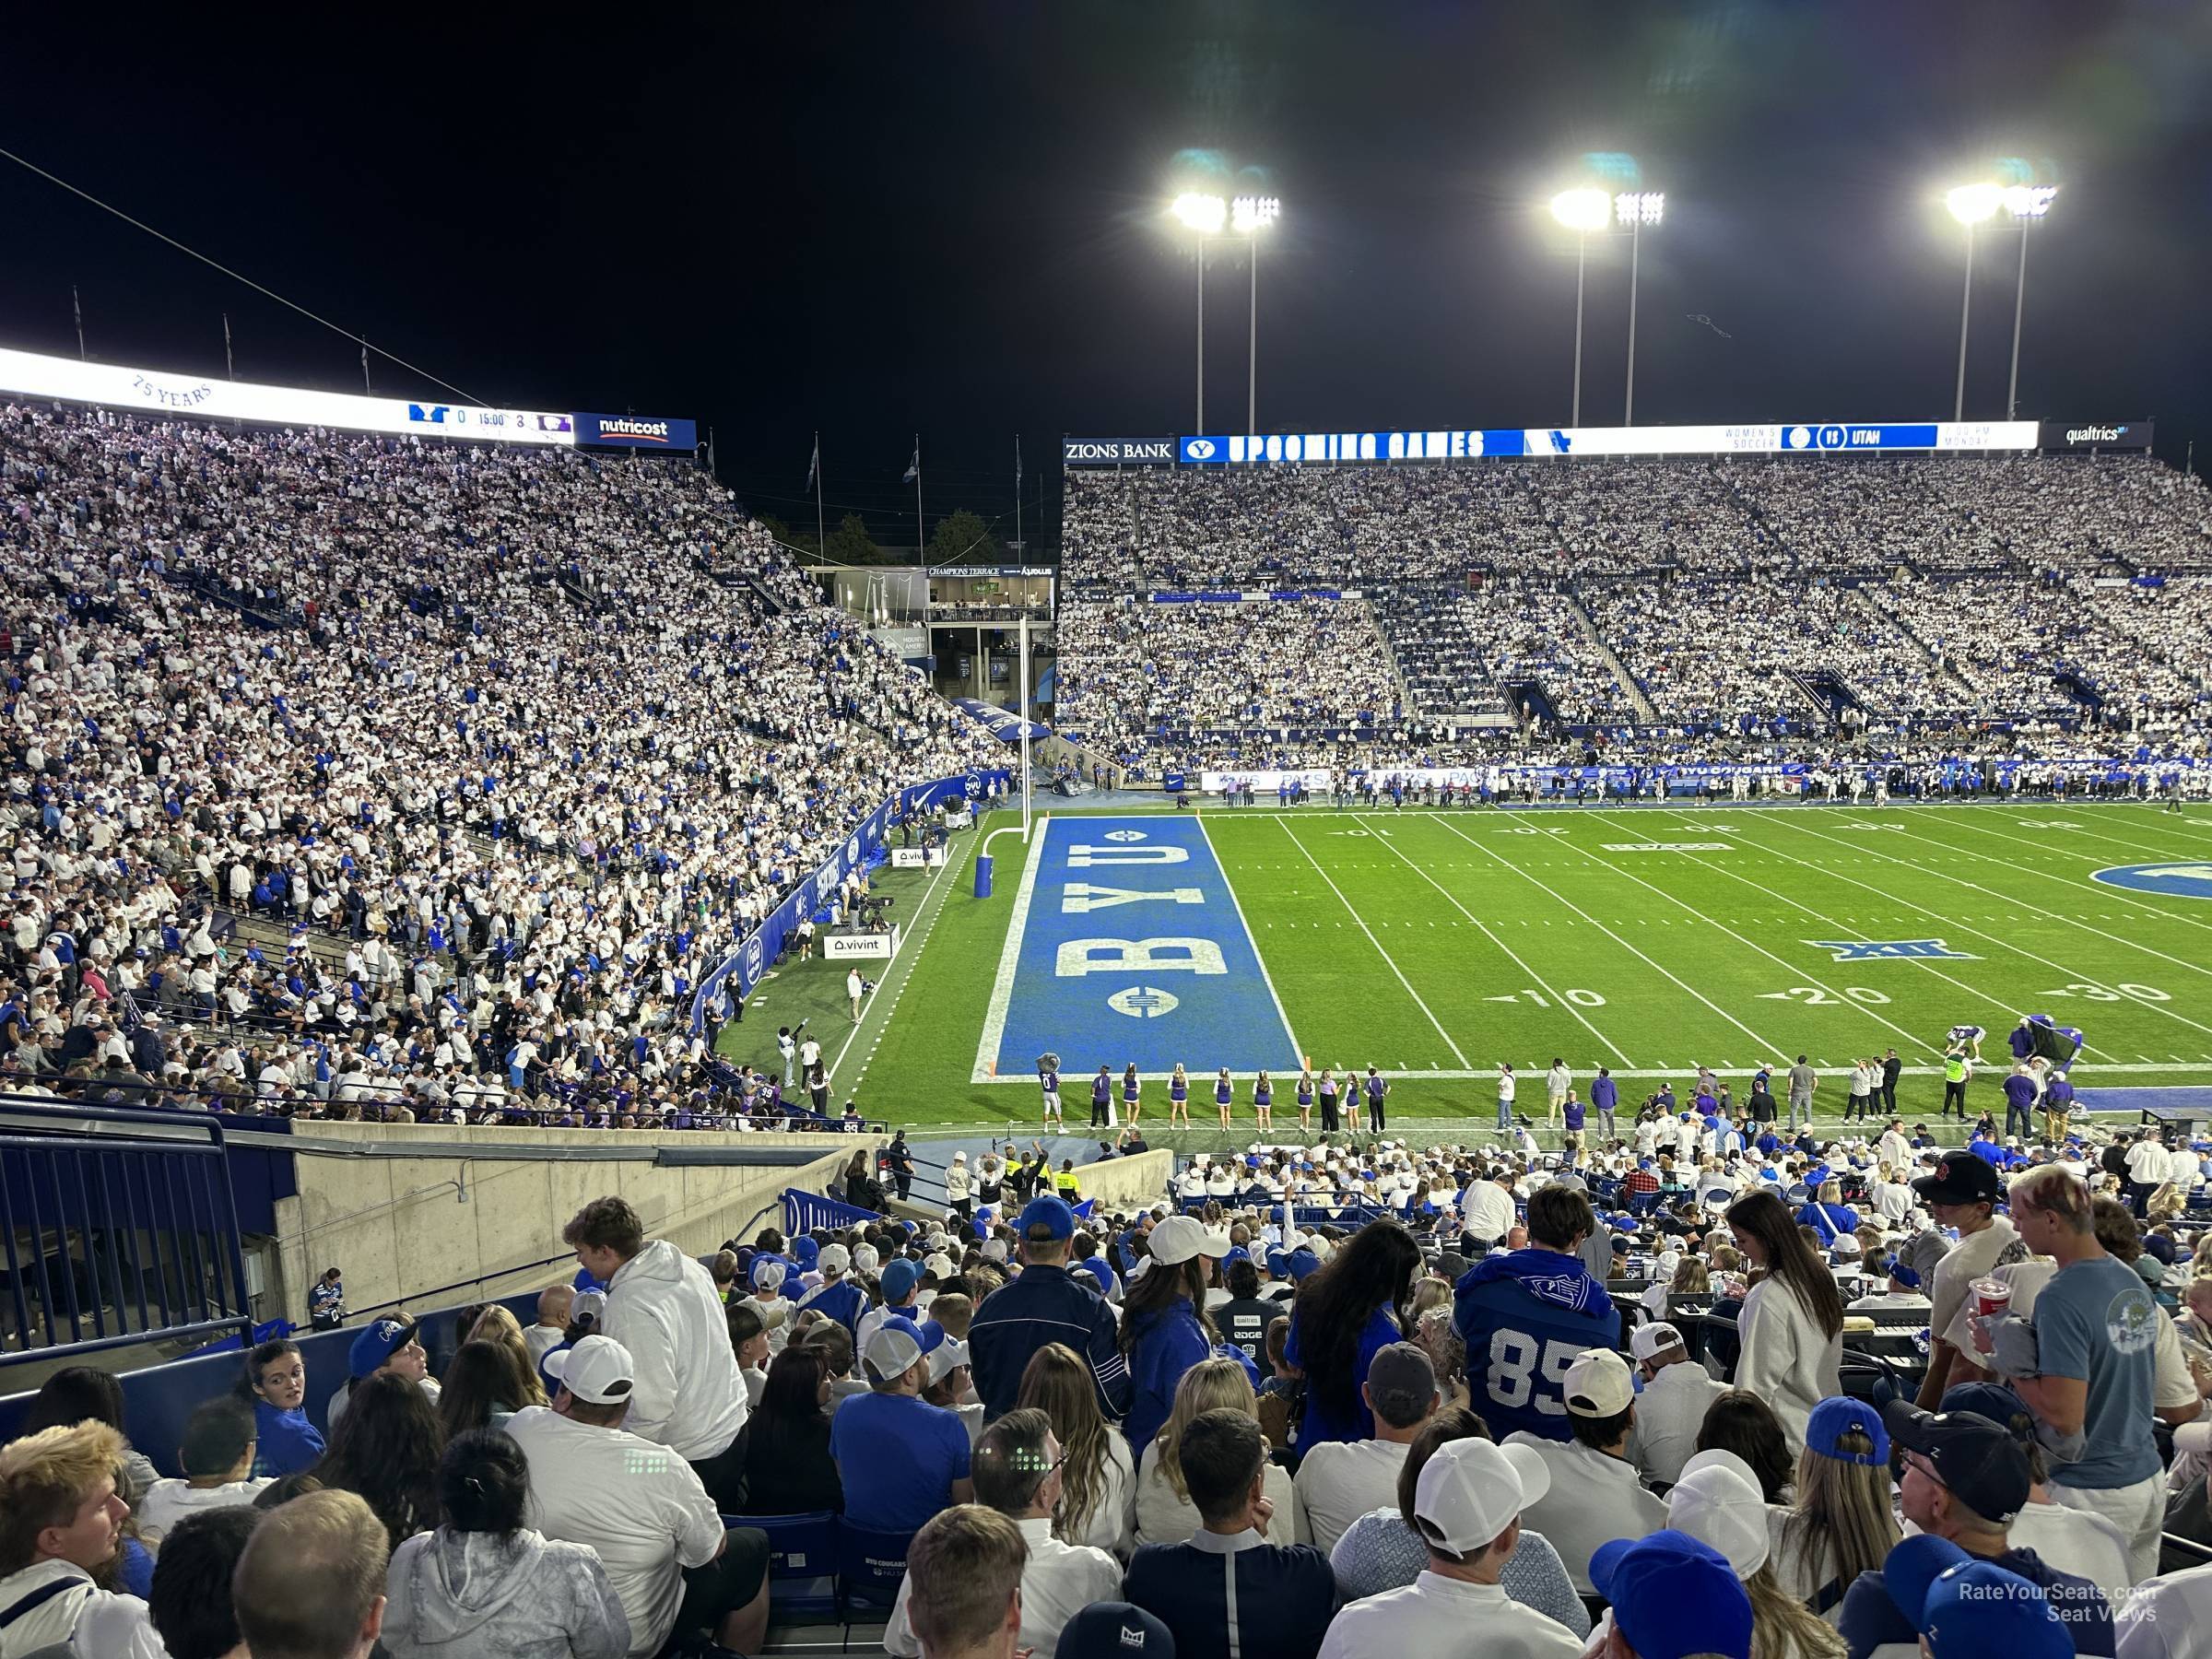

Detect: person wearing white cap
[1505,1349,1667,1594]
[732,1256,794,1358]
[795,1241,865,1338]
[1626,1321,1729,1488]
[504,1335,771,1658]
[562,1196,749,1509]
[1122,1214,1234,1454]
[1583,1451,1841,1659]
[830,1314,976,1532]
[1316,1436,1581,1658]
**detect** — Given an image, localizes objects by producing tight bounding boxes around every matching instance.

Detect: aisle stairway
[1566,591,1659,723]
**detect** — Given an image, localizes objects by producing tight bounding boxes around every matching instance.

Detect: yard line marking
[971,815,1051,1082]
[1197,814,1306,1070]
[1785,812,2212,984]
[1756,814,2212,1043]
[1938,806,2212,938]
[1577,811,1937,1053]
[1276,818,1470,1067]
[1583,807,2077,1048]
[1418,817,1788,1064]
[963,1060,2204,1083]
[1362,827,1634,1065]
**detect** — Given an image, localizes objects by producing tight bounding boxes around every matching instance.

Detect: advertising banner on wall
[689,769,1006,1023]
[1175,420,2041,466]
[1063,437,1177,465]
[573,412,699,449]
[0,345,575,445]
[2038,420,2154,451]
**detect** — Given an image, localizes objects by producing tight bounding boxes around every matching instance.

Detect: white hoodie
[601,1238,749,1461]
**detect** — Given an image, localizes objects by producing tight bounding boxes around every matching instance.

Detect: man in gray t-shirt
[1785,1054,1817,1131]
[2001,1168,2165,1583]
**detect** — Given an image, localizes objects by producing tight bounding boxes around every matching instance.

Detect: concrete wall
[1064,1149,1172,1215]
[267,1125,872,1324]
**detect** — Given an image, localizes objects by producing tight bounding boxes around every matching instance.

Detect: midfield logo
[1806,939,1978,961]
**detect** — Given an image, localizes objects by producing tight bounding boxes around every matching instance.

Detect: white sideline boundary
[971,815,1050,1083]
[1195,812,1306,1072]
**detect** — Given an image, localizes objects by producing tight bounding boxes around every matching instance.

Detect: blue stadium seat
[837,1521,914,1621]
[724,1511,841,1623]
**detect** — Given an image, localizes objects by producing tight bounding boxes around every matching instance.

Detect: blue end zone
[2076,1086,2212,1117]
[981,816,1300,1078]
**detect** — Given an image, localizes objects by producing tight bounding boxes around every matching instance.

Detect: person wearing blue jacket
[795,1243,866,1337]
[1453,1184,1621,1443]
[1120,1214,1233,1454]
[968,1195,1132,1424]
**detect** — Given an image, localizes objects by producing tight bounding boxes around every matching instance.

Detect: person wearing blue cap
[1833,1401,2112,1657]
[859,1255,927,1356]
[329,1312,438,1431]
[970,1194,1132,1425]
[1587,1530,1752,1659]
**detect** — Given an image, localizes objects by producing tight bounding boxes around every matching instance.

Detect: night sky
[4,3,2207,550]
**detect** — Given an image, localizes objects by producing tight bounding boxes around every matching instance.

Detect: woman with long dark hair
[742,1344,843,1513]
[311,1370,444,1547]
[438,1338,538,1438]
[1695,1391,1796,1504]
[1119,1218,1226,1454]
[1724,1190,1844,1453]
[382,1429,631,1659]
[1285,1220,1420,1445]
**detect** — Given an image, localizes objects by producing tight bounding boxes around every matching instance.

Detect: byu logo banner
[1806,939,1977,961]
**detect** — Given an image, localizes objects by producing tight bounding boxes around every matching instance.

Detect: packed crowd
[1055,458,2212,771]
[0,402,999,1125]
[1053,597,1402,751]
[1062,454,2212,591]
[14,1101,2212,1659]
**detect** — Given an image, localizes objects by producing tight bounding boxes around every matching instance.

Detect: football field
[747,800,2212,1136]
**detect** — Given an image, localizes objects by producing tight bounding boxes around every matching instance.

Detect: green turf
[737,800,2212,1131]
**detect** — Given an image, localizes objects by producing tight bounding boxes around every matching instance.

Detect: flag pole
[912,434,924,568]
[1015,435,1023,558]
[1019,606,1032,840]
[223,312,235,379]
[72,287,85,360]
[814,432,826,558]
[360,344,371,394]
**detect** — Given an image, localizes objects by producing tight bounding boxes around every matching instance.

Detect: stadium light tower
[1945,184,2001,421]
[2000,184,2057,419]
[1167,191,1279,432]
[1171,193,1228,429]
[1231,194,1281,434]
[1550,189,1611,427]
[1614,191,1665,425]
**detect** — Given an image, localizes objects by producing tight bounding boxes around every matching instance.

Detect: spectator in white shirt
[0,1420,167,1659]
[526,1285,575,1367]
[1458,1170,1517,1248]
[1625,1322,1728,1488]
[885,1408,1122,1658]
[564,1195,749,1508]
[134,1399,273,1542]
[1316,1436,1581,1659]
[1295,1342,1441,1555]
[900,1505,1030,1659]
[503,1335,770,1658]
[1506,1348,1668,1593]
[1847,1253,1931,1312]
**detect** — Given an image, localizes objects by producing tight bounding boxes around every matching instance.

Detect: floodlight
[1550,188,1612,232]
[1614,191,1665,227]
[1945,184,2003,225]
[2001,184,2057,220]
[1171,193,1227,234]
[1230,194,1281,235]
